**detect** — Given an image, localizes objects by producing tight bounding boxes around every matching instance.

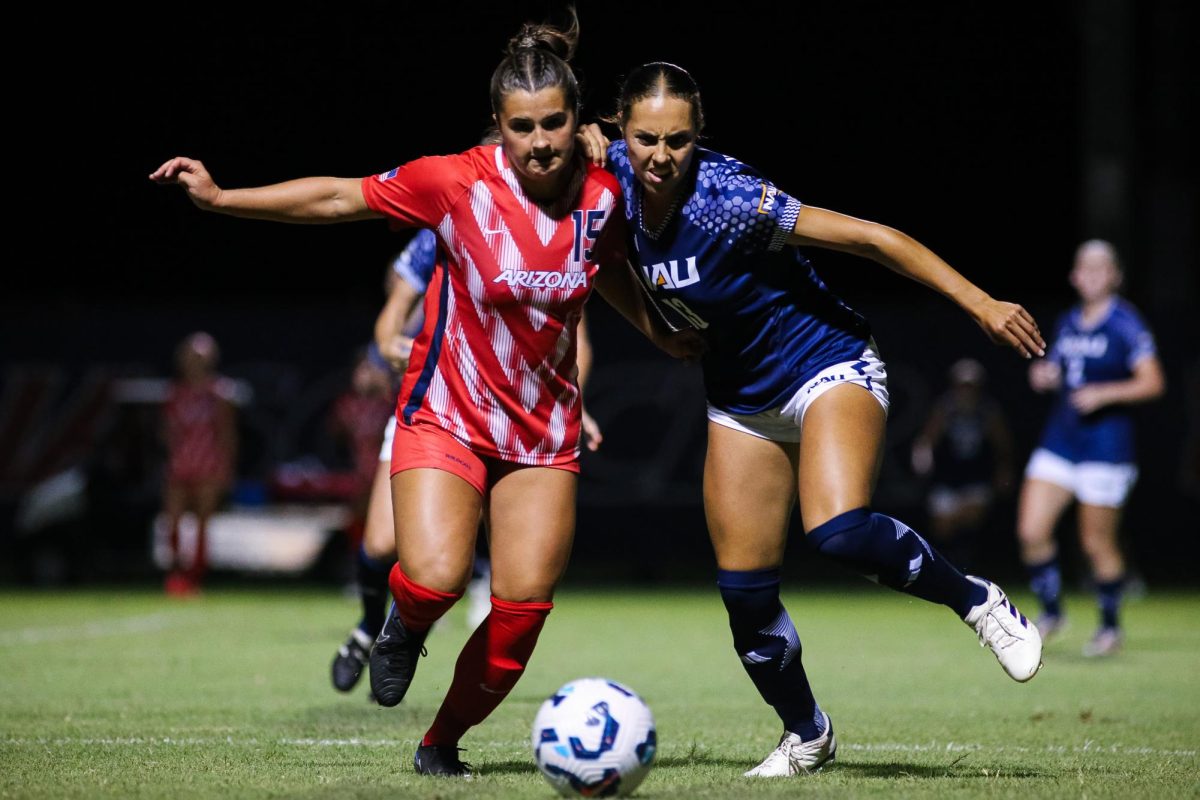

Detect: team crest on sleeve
[757,183,780,214]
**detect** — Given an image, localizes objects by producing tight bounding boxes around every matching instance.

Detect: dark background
[4,1,1197,584]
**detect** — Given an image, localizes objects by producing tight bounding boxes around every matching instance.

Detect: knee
[403,555,471,595]
[363,524,395,561]
[806,507,874,557]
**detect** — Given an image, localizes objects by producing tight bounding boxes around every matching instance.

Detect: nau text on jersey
[1057,334,1109,359]
[642,257,699,290]
[757,183,780,215]
[492,269,589,290]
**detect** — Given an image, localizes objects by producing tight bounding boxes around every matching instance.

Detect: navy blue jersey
[607,140,870,414]
[391,229,438,294]
[390,229,439,336]
[1038,298,1156,463]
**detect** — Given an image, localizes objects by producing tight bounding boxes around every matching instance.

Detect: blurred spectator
[911,358,1014,570]
[329,348,394,527]
[162,332,237,595]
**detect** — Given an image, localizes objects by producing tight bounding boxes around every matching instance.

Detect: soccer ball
[531,678,657,797]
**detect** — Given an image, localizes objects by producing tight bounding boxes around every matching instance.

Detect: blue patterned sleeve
[1115,304,1157,368]
[684,156,802,254]
[390,229,438,294]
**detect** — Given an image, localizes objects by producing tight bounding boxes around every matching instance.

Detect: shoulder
[369,147,486,190]
[683,147,799,251]
[584,161,622,197]
[1109,298,1152,332]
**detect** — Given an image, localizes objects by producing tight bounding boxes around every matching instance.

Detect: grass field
[1,585,1197,798]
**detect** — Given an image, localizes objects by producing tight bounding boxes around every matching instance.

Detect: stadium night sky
[61,3,1096,304]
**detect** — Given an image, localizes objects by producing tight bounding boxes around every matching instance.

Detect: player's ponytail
[490,7,581,117]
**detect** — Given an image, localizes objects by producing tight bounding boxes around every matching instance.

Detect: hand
[580,407,603,452]
[148,156,222,210]
[1028,359,1061,392]
[1069,385,1110,415]
[654,328,708,362]
[971,297,1046,359]
[379,335,414,372]
[575,124,610,167]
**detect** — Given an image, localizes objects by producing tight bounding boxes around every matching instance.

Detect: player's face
[495,87,577,200]
[1070,246,1121,302]
[622,95,698,201]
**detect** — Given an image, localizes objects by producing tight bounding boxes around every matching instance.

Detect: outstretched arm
[788,207,1045,359]
[149,156,380,224]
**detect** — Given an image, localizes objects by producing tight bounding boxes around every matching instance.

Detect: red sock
[186,517,208,584]
[388,563,461,633]
[422,596,553,746]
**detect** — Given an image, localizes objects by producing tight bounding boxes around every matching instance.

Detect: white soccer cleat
[744,713,836,777]
[964,576,1043,682]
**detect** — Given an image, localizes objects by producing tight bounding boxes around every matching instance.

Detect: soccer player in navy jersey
[1017,240,1165,657]
[594,62,1046,776]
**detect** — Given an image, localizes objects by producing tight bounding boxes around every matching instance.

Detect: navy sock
[717,568,824,740]
[356,545,396,639]
[1026,557,1063,618]
[808,508,987,618]
[1096,576,1123,629]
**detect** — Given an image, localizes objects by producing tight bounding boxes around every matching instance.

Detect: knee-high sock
[808,507,987,618]
[1027,556,1063,618]
[356,545,396,638]
[423,596,552,746]
[1096,576,1123,629]
[718,568,824,740]
[387,563,461,634]
[186,517,208,583]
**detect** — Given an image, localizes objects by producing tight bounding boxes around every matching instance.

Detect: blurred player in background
[151,13,690,777]
[911,358,1015,570]
[596,61,1045,777]
[1017,240,1165,657]
[331,229,604,696]
[161,332,237,596]
[328,347,393,533]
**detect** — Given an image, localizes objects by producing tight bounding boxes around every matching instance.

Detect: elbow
[855,223,904,262]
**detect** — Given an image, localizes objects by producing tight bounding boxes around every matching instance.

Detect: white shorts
[928,483,993,518]
[379,415,397,462]
[707,342,890,443]
[1024,447,1138,507]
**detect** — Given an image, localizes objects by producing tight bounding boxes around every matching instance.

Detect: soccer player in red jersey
[150,13,696,776]
[161,332,237,596]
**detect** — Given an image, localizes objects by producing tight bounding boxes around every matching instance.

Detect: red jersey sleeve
[360,152,475,229]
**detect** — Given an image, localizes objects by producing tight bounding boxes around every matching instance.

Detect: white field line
[0,737,1194,759]
[0,613,176,646]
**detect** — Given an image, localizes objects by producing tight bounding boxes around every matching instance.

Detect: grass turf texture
[1,587,1197,798]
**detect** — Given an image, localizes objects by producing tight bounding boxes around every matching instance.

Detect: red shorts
[390,420,579,495]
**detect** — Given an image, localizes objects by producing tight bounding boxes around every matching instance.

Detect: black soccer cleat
[414,744,472,778]
[369,608,428,707]
[331,629,372,692]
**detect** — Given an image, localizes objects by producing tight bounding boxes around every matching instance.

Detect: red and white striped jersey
[164,377,236,483]
[360,145,624,465]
